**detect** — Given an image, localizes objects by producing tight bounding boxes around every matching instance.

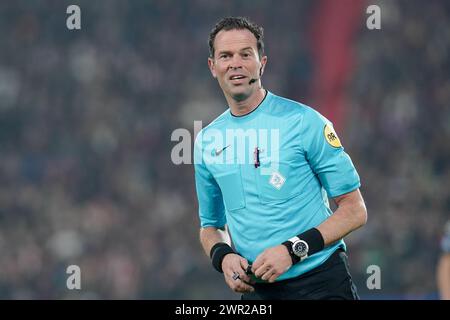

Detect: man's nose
[228,55,243,70]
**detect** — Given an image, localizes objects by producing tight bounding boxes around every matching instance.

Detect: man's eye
[220,54,229,59]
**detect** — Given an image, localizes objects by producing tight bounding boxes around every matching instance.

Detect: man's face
[208,29,267,101]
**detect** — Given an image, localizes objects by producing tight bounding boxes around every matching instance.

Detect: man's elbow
[335,189,367,230]
[355,202,368,228]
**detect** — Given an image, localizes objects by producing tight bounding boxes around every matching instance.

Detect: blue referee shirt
[194,91,361,281]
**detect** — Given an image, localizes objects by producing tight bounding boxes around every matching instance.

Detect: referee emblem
[324,124,342,148]
[269,171,285,190]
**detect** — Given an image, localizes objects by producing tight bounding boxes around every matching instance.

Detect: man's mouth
[229,75,247,84]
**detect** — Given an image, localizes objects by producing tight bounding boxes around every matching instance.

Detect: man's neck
[226,88,266,117]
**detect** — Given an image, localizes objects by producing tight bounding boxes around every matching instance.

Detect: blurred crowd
[347,0,450,298]
[0,0,448,299]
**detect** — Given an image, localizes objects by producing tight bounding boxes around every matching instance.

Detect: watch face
[293,240,308,257]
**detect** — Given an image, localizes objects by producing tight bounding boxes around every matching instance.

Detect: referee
[194,17,367,300]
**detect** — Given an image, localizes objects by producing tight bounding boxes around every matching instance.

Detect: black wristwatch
[282,236,309,264]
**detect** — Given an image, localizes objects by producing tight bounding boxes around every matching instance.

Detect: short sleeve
[194,133,226,228]
[300,107,361,198]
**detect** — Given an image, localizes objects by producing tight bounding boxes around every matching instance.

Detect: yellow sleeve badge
[323,124,342,148]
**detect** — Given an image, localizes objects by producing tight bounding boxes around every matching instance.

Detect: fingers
[251,245,292,282]
[268,272,279,283]
[252,249,275,279]
[260,268,276,282]
[239,259,255,284]
[254,263,271,278]
[251,255,263,273]
[223,246,291,292]
[225,271,255,293]
[254,262,284,282]
[222,255,255,293]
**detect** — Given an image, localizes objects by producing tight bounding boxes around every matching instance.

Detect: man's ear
[259,55,268,77]
[208,58,217,78]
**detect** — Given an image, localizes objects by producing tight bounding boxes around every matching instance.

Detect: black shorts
[241,248,359,300]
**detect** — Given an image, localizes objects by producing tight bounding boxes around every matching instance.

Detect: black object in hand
[246,264,253,275]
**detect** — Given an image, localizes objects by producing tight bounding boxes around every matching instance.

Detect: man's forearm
[200,226,231,256]
[317,189,367,246]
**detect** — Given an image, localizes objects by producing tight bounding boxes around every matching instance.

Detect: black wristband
[298,228,325,256]
[281,241,300,265]
[210,242,236,273]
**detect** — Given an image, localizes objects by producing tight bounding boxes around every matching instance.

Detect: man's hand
[252,245,292,283]
[222,254,255,293]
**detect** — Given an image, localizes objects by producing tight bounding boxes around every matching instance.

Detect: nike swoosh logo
[215,144,231,156]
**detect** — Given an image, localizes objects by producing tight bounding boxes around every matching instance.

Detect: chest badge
[269,171,286,190]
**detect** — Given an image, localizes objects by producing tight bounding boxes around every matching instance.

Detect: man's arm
[252,188,367,282]
[200,226,255,293]
[199,226,231,256]
[253,109,366,282]
[437,253,450,300]
[317,188,367,246]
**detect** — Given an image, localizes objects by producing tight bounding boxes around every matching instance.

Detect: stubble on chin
[227,86,251,102]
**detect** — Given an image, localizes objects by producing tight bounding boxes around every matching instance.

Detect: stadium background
[0,0,448,299]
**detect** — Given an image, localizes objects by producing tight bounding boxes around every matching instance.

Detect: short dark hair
[208,16,264,59]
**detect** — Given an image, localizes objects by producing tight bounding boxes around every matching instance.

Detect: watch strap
[282,241,300,264]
